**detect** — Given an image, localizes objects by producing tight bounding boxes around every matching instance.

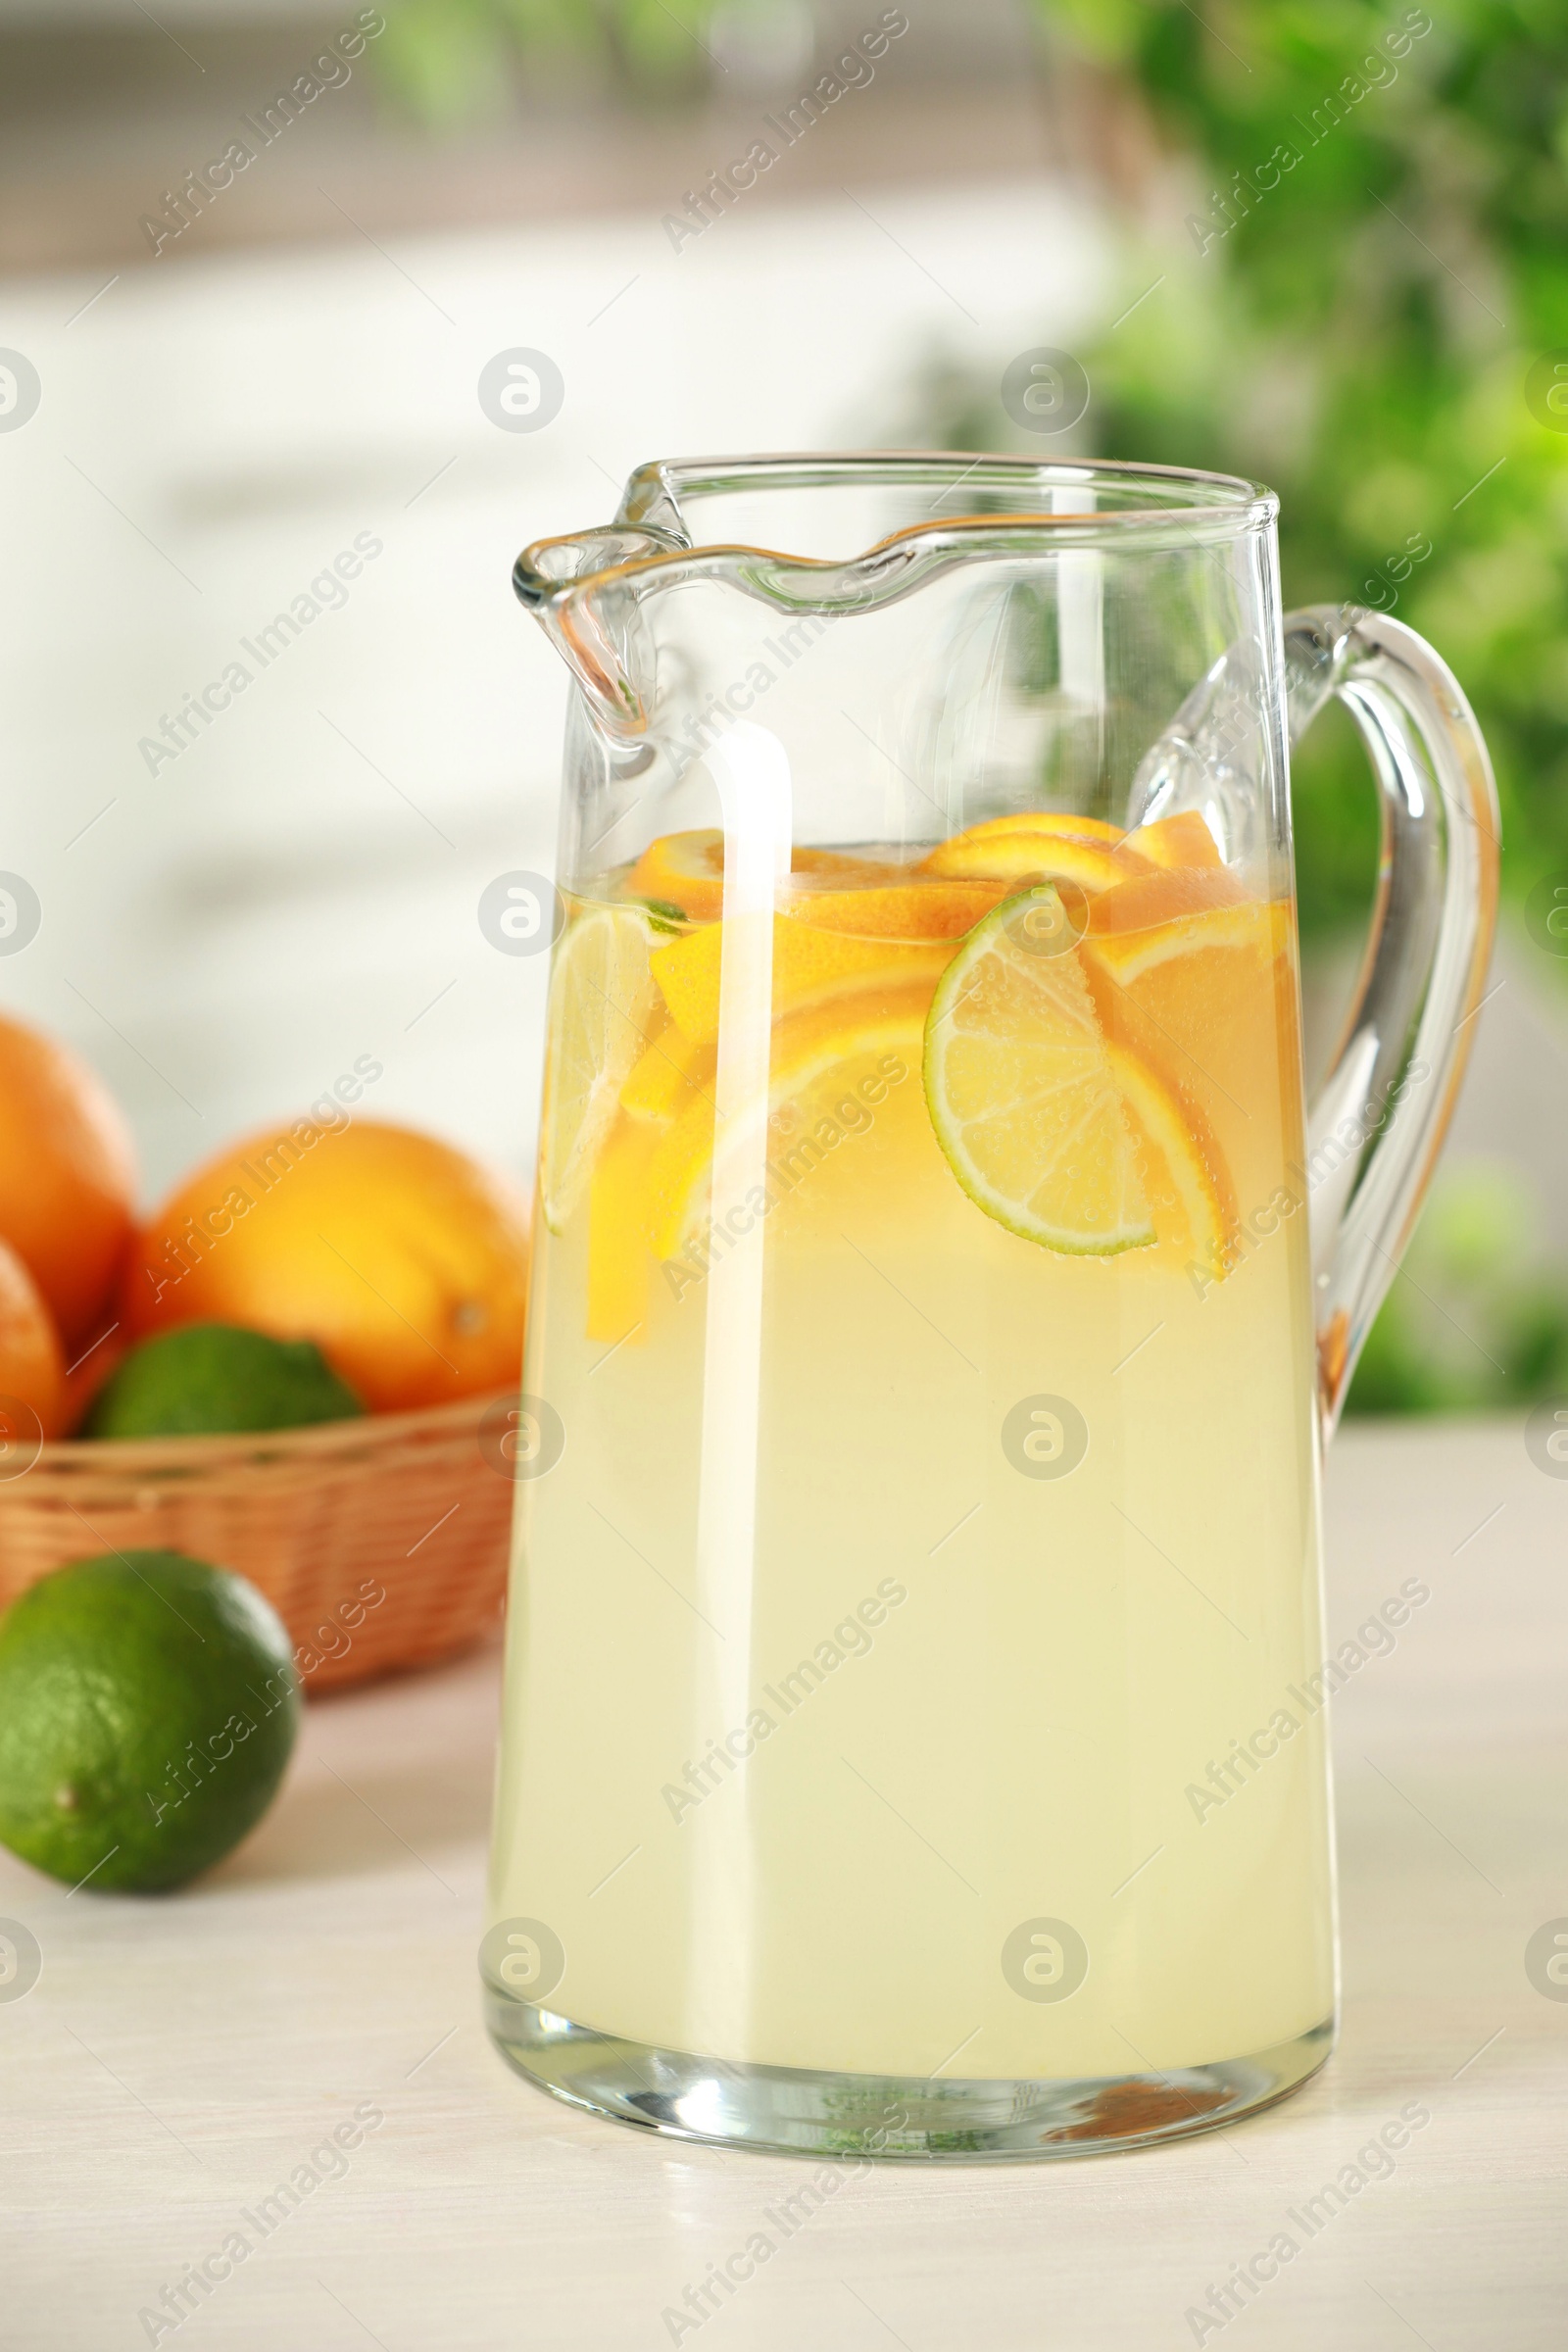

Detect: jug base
[484,1994,1334,2162]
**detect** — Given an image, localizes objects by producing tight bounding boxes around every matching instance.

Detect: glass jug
[484,454,1498,2160]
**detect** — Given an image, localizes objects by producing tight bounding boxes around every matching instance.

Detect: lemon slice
[619,1023,715,1124]
[651,913,954,1046]
[587,1116,660,1341]
[922,890,1156,1254]
[538,906,662,1233]
[920,828,1133,894]
[780,881,1007,938]
[645,985,931,1262]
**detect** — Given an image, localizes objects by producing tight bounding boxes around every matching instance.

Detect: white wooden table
[3,1416,1565,2350]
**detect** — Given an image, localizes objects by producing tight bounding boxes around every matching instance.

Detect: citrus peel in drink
[642,984,932,1264]
[627,829,902,923]
[920,808,1156,890]
[1115,809,1224,872]
[650,912,952,1046]
[588,1117,662,1341]
[619,1023,715,1124]
[1085,866,1280,988]
[538,904,662,1232]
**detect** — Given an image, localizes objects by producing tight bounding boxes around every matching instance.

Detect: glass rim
[514,451,1279,610]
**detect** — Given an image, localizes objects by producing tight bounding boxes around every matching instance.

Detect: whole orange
[120,1117,529,1413]
[0,1014,136,1346]
[0,1235,67,1443]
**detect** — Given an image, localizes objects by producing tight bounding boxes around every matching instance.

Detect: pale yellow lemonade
[489,808,1334,2083]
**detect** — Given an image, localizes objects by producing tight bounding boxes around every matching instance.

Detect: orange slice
[1082,873,1288,1266]
[1087,867,1275,989]
[626,830,728,921]
[921,829,1134,893]
[934,811,1125,848]
[627,829,903,923]
[644,985,931,1263]
[587,1116,660,1341]
[778,881,1007,939]
[1106,1043,1234,1272]
[1115,810,1224,872]
[651,914,953,1047]
[619,1023,714,1123]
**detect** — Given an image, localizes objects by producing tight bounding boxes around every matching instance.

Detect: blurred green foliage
[372,0,719,119]
[1015,1,1568,1416]
[1348,1164,1568,1411]
[1025,0,1568,945]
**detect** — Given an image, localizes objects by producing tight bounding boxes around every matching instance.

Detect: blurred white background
[0,0,1116,1201]
[3,181,1105,1195]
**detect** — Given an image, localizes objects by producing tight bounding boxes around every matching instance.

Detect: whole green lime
[84,1322,364,1440]
[0,1551,300,1892]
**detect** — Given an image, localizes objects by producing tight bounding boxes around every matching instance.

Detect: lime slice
[538,906,661,1233]
[922,888,1156,1254]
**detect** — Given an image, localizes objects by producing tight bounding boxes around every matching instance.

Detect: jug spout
[513,522,683,738]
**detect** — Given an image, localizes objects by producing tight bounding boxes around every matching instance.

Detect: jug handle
[1281,605,1500,1435]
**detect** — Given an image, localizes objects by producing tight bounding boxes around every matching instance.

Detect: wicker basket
[0,1393,515,1691]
